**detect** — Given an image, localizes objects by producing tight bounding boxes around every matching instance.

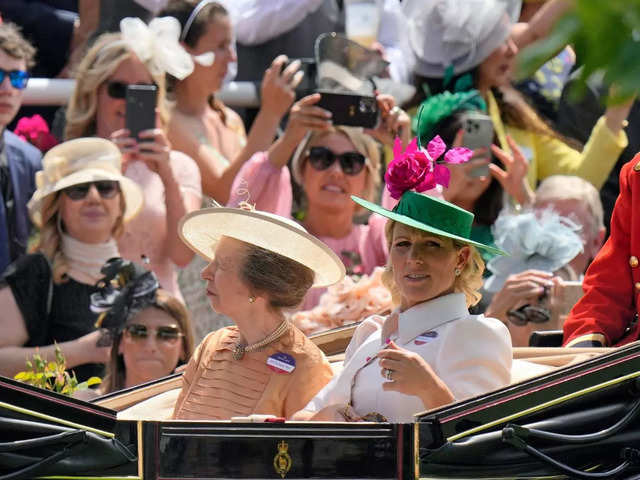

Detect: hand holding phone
[125,84,158,141]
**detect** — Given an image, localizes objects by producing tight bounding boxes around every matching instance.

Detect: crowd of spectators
[0,0,636,419]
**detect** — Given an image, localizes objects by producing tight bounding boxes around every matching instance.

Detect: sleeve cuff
[565,333,607,348]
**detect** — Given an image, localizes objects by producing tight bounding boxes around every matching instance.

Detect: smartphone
[316,90,379,128]
[460,111,494,177]
[125,84,158,141]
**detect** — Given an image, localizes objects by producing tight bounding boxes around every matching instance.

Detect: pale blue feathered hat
[484,209,584,293]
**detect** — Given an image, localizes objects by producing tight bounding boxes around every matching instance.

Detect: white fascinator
[484,209,584,293]
[119,16,213,80]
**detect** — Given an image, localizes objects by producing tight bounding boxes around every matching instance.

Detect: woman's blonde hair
[381,220,485,308]
[103,289,196,394]
[65,32,169,140]
[36,192,126,284]
[292,126,382,204]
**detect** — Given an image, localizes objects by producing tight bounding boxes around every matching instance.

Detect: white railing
[22,78,260,107]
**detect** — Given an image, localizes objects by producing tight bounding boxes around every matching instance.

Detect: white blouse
[305,293,512,422]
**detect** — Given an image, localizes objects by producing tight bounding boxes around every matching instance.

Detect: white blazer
[305,293,512,422]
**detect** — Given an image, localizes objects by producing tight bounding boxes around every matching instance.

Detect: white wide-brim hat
[404,0,520,77]
[28,137,144,227]
[179,207,346,288]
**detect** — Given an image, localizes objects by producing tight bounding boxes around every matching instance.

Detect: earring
[454,268,462,276]
[248,295,256,304]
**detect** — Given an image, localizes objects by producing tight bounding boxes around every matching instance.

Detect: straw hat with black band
[179,206,345,288]
[28,137,143,226]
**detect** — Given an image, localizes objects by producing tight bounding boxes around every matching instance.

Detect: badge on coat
[414,331,438,345]
[267,352,296,374]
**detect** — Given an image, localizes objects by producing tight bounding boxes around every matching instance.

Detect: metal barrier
[22,78,261,108]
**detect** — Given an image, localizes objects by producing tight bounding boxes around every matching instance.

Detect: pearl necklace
[232,319,290,361]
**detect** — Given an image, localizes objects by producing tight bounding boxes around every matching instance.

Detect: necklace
[232,319,290,361]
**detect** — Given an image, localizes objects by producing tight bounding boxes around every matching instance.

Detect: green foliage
[14,344,101,396]
[517,0,640,102]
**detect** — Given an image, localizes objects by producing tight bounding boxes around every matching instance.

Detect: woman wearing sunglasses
[102,287,195,394]
[65,18,202,302]
[294,160,512,422]
[0,137,143,381]
[228,94,410,309]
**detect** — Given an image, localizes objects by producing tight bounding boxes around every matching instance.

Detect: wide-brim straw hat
[179,206,346,288]
[28,137,144,227]
[352,191,507,256]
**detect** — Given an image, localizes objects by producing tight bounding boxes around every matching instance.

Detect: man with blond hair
[0,23,42,273]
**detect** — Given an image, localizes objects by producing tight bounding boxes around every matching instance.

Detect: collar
[397,293,468,344]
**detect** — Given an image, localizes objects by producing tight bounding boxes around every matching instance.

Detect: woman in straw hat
[65,17,202,302]
[172,205,345,420]
[0,137,143,382]
[294,140,512,422]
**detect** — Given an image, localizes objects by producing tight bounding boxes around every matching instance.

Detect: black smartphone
[316,90,379,128]
[125,84,158,141]
[460,111,494,177]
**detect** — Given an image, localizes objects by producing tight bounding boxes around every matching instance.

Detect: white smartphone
[459,111,494,177]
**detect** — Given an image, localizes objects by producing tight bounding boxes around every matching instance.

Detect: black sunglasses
[124,324,184,344]
[0,69,29,90]
[506,304,551,327]
[105,81,156,99]
[307,146,366,176]
[63,181,120,201]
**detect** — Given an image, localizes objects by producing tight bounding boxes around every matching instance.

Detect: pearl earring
[455,268,461,276]
[248,295,256,304]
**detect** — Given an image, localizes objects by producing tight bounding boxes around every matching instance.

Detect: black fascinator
[90,257,159,345]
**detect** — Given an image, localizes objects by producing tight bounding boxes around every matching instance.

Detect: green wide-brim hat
[352,191,507,256]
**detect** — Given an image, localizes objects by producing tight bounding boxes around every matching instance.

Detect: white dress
[305,293,512,422]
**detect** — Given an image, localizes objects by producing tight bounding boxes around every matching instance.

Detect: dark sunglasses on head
[0,68,29,90]
[106,81,156,99]
[506,304,551,327]
[307,146,366,176]
[63,181,120,201]
[124,324,184,344]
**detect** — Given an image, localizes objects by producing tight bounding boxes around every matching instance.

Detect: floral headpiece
[119,16,212,81]
[484,209,584,292]
[385,135,473,199]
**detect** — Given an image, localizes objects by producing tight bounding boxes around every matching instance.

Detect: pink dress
[119,151,202,300]
[228,152,388,310]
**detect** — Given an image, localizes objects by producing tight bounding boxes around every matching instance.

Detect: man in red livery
[564,154,640,347]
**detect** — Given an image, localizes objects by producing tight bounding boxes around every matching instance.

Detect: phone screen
[125,84,158,140]
[316,91,379,129]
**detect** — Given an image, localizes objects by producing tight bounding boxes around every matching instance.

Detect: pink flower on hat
[14,114,59,153]
[385,135,473,198]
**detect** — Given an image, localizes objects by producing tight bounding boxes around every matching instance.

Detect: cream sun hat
[28,137,144,227]
[179,206,346,288]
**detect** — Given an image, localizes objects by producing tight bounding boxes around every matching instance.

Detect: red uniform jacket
[564,155,640,347]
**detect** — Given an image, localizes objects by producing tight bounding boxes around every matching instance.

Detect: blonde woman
[65,18,202,301]
[0,138,143,381]
[228,94,410,309]
[294,163,512,422]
